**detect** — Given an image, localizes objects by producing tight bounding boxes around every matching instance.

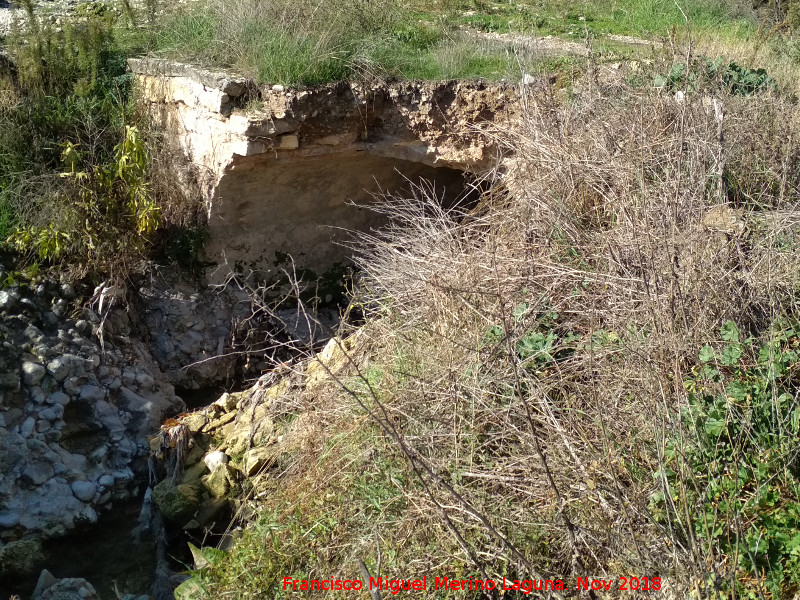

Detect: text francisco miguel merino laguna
[283,576,568,594]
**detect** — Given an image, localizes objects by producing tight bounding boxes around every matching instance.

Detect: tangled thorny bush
[343,82,800,597]
[197,80,800,599]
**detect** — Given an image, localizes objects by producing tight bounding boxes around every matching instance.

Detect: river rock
[202,463,233,498]
[60,283,76,300]
[76,505,98,525]
[23,460,56,485]
[0,289,19,311]
[22,361,46,385]
[32,569,58,599]
[0,371,20,390]
[47,391,71,405]
[203,450,228,471]
[38,578,100,600]
[182,411,207,433]
[40,406,62,421]
[243,446,277,477]
[78,383,105,402]
[136,273,256,388]
[180,460,208,485]
[214,392,237,412]
[0,512,20,528]
[0,270,189,556]
[20,415,36,437]
[70,480,97,502]
[47,354,87,382]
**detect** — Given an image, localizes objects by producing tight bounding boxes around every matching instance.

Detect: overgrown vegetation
[147,0,767,86]
[668,320,800,596]
[438,0,754,39]
[0,2,146,274]
[5,0,800,598]
[0,1,204,278]
[654,55,776,95]
[183,54,800,598]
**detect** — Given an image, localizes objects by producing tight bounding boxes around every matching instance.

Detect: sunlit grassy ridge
[444,0,756,38]
[150,0,761,86]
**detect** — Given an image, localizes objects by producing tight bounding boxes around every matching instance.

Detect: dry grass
[341,78,800,593]
[194,54,800,600]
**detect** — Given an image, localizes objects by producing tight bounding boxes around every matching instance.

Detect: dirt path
[468,28,654,57]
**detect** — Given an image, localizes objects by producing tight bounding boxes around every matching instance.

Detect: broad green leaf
[720,344,743,366]
[482,325,504,346]
[721,320,740,343]
[699,345,715,363]
[189,542,226,569]
[704,416,726,437]
[725,381,749,402]
[512,302,529,322]
[174,576,211,600]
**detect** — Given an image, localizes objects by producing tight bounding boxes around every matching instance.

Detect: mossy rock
[0,536,45,577]
[153,480,203,523]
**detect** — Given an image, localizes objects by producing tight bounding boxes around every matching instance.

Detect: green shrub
[656,320,800,597]
[654,56,776,96]
[0,2,173,276]
[9,125,159,262]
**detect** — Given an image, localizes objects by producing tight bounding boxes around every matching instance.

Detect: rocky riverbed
[0,257,343,598]
[0,269,185,596]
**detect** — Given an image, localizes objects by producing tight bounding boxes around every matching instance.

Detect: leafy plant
[0,0,160,275]
[9,125,160,264]
[656,320,800,597]
[654,56,775,96]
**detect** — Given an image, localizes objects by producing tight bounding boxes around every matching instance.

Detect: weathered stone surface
[0,536,45,577]
[136,273,248,387]
[203,450,228,471]
[38,578,100,600]
[202,463,233,498]
[23,460,56,485]
[214,392,237,412]
[0,371,20,390]
[128,57,250,100]
[47,354,89,383]
[183,411,208,433]
[78,383,105,402]
[70,480,97,502]
[203,411,235,432]
[47,391,70,405]
[0,289,19,312]
[32,569,58,600]
[243,446,278,477]
[180,461,208,485]
[0,430,27,470]
[306,333,360,388]
[0,272,185,546]
[20,416,36,438]
[130,58,518,282]
[22,361,46,385]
